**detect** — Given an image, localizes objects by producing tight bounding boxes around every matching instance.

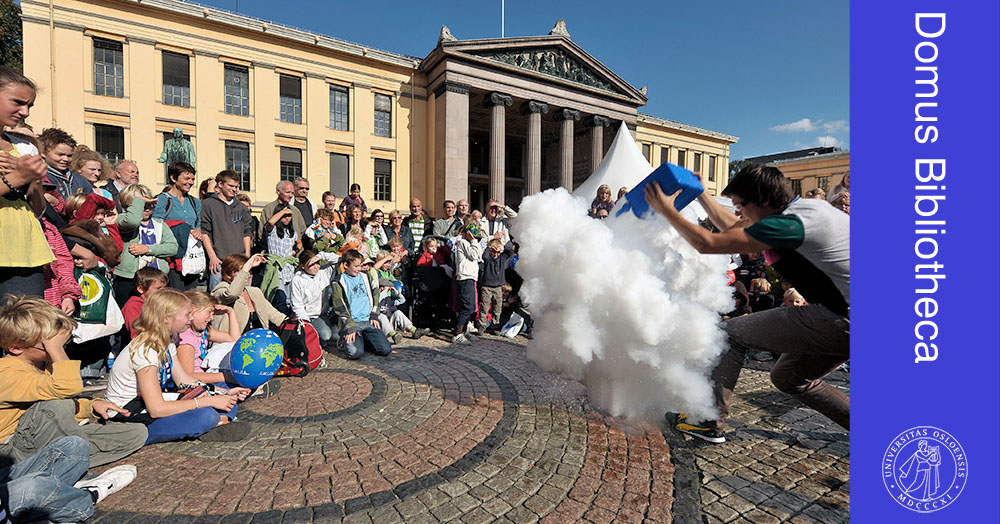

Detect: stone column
[433,81,471,203]
[520,100,548,196]
[555,108,581,190]
[485,92,513,202]
[587,115,611,172]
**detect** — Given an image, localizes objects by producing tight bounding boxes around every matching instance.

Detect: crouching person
[0,296,147,468]
[332,250,392,360]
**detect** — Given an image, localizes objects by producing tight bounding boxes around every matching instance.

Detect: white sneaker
[73,464,137,503]
[452,333,472,345]
[466,322,478,334]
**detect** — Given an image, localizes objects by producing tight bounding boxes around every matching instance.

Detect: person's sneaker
[749,351,775,362]
[667,412,726,444]
[452,333,472,345]
[410,327,430,339]
[392,333,403,345]
[465,333,479,343]
[81,377,107,393]
[73,464,137,503]
[466,322,478,334]
[250,380,281,399]
[199,420,252,442]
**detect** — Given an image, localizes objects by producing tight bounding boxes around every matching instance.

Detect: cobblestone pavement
[87,335,848,523]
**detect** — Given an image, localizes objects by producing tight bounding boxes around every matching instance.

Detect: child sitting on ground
[104,289,251,443]
[0,295,147,467]
[121,267,168,340]
[331,250,393,359]
[174,291,241,390]
[375,278,429,344]
[291,250,339,347]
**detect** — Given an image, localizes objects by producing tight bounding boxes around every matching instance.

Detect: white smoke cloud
[512,188,733,423]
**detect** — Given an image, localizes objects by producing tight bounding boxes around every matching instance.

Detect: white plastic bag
[72,296,125,343]
[500,313,524,338]
[181,234,206,276]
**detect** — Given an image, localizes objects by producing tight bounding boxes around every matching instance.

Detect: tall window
[708,156,716,182]
[641,143,650,162]
[224,64,249,116]
[818,175,831,192]
[162,51,190,107]
[660,147,669,166]
[374,94,391,137]
[94,124,125,162]
[225,141,251,190]
[93,38,124,97]
[279,75,302,123]
[791,178,802,196]
[692,152,702,175]
[374,159,392,200]
[676,150,686,168]
[330,85,349,131]
[280,147,302,182]
[330,153,349,196]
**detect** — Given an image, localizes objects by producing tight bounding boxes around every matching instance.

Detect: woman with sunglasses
[112,183,178,305]
[382,210,415,261]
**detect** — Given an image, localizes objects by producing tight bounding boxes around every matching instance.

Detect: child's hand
[212,304,233,315]
[225,387,251,401]
[128,243,150,256]
[92,399,131,420]
[60,297,75,315]
[203,394,237,412]
[103,208,119,225]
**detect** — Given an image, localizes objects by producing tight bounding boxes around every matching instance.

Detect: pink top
[177,327,209,372]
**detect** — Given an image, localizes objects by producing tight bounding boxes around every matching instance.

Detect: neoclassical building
[20,0,737,212]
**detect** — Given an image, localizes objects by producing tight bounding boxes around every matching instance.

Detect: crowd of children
[0,62,539,520]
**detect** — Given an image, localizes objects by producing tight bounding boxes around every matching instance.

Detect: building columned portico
[420,26,648,210]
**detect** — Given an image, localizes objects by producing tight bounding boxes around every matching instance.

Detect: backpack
[274,318,323,377]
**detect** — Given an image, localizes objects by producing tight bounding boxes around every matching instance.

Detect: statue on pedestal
[158,127,196,168]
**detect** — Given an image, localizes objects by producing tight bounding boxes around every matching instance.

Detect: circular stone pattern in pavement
[89,340,677,523]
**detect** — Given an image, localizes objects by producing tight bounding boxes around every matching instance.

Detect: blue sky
[195,0,848,160]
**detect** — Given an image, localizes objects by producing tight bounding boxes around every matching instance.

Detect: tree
[729,159,752,178]
[0,0,22,72]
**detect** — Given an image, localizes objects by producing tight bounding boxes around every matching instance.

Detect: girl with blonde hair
[112,183,178,305]
[590,184,615,217]
[104,288,251,443]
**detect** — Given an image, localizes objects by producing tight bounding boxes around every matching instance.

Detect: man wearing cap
[452,222,485,345]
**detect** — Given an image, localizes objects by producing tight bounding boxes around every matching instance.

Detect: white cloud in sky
[822,120,849,133]
[771,118,817,133]
[771,118,850,135]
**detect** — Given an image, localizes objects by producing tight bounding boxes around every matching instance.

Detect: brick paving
[86,335,848,523]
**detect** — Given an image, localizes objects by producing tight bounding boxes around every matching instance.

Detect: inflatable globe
[228,329,283,389]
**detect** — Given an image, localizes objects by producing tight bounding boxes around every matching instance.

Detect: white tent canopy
[572,122,653,202]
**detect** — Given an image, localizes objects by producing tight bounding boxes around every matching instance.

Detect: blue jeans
[0,436,94,523]
[144,406,222,445]
[207,268,223,293]
[343,321,392,360]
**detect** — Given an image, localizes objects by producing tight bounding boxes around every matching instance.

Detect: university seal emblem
[882,426,967,513]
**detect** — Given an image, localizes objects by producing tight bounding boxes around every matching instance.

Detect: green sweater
[112,199,178,279]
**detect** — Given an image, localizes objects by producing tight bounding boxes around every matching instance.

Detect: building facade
[745,147,850,198]
[21,0,736,212]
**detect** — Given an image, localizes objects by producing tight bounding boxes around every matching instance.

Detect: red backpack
[274,319,323,377]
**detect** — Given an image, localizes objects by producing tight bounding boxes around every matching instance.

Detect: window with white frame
[162,51,190,107]
[93,38,124,97]
[279,75,302,124]
[224,64,250,116]
[330,85,349,131]
[225,141,251,190]
[374,159,392,200]
[374,93,391,137]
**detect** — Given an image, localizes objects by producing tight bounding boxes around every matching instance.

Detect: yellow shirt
[0,140,56,267]
[0,358,92,443]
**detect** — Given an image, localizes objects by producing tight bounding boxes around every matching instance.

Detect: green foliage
[728,159,752,177]
[0,0,22,72]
